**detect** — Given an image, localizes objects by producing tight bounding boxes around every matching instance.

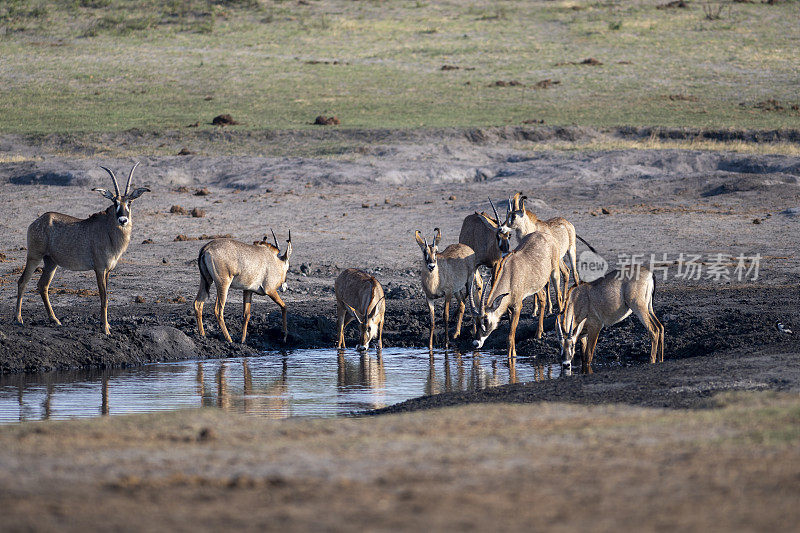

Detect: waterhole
[0,348,563,424]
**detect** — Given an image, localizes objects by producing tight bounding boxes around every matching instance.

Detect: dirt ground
[1,127,798,376]
[1,393,799,532]
[1,127,799,530]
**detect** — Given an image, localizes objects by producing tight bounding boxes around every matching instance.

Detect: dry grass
[522,137,800,156]
[0,155,41,163]
[0,391,798,531]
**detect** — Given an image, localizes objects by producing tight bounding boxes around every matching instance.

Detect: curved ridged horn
[123,162,139,197]
[271,228,279,249]
[488,197,500,224]
[469,274,481,315]
[99,166,121,199]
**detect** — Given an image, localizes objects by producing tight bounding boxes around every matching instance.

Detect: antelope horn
[99,166,121,199]
[469,274,480,315]
[271,228,279,249]
[124,161,139,197]
[507,195,513,217]
[488,197,500,224]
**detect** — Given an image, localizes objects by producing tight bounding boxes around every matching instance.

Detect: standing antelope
[194,230,292,343]
[335,268,386,352]
[15,163,149,335]
[502,192,583,311]
[415,228,482,349]
[557,267,664,375]
[471,230,563,359]
[458,198,512,282]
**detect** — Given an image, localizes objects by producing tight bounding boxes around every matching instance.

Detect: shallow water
[0,348,563,424]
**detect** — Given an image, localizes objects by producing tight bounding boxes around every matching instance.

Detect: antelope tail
[576,234,598,255]
[196,246,214,302]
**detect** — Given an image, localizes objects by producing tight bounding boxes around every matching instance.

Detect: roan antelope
[502,192,584,311]
[415,228,482,349]
[557,267,664,375]
[471,230,563,359]
[15,163,149,335]
[458,198,512,282]
[194,230,292,343]
[335,268,386,352]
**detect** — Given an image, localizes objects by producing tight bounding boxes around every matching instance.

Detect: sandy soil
[1,393,799,532]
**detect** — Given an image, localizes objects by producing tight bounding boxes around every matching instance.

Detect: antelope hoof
[15,316,23,325]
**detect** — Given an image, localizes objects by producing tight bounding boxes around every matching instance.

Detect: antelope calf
[415,228,481,349]
[502,192,582,311]
[15,163,149,335]
[458,198,512,282]
[471,230,562,359]
[335,268,385,352]
[194,231,292,343]
[557,267,664,375]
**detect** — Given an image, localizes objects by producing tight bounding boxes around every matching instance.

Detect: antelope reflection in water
[427,350,520,395]
[242,358,290,419]
[337,350,386,409]
[196,358,290,418]
[101,372,109,416]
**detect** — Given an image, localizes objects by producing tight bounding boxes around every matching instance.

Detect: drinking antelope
[458,198,512,282]
[471,230,563,359]
[415,228,482,349]
[335,268,385,352]
[15,163,149,335]
[194,230,292,343]
[557,267,664,375]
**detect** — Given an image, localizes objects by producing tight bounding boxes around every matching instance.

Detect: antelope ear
[368,296,385,320]
[283,240,292,261]
[414,230,426,250]
[127,187,150,200]
[93,188,116,201]
[476,212,499,229]
[575,318,588,336]
[433,228,441,247]
[487,292,509,312]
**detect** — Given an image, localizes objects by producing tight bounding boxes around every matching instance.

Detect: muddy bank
[2,284,798,381]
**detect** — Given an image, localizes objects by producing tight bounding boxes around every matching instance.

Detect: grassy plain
[1,0,799,134]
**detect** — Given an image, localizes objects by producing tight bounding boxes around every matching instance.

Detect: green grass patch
[0,0,799,134]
